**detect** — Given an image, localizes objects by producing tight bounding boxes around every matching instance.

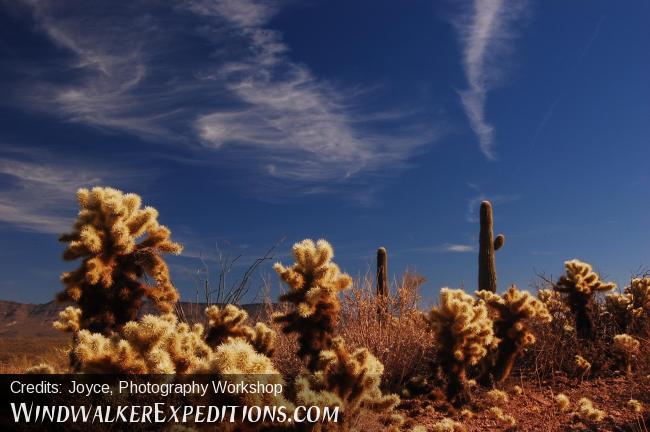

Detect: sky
[0,0,649,305]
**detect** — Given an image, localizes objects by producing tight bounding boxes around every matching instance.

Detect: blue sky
[1,0,649,305]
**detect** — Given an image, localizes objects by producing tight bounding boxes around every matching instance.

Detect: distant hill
[0,299,270,338]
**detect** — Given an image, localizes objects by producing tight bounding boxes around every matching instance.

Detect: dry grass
[0,335,69,373]
[339,270,434,392]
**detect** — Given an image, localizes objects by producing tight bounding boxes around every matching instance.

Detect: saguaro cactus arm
[478,200,505,293]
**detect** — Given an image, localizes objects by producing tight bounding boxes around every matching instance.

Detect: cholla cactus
[273,239,352,371]
[70,313,209,373]
[488,407,516,428]
[58,187,182,333]
[192,339,291,414]
[555,393,571,412]
[612,333,640,375]
[485,389,509,406]
[477,286,552,383]
[554,260,615,339]
[426,288,495,405]
[576,398,606,423]
[295,337,399,429]
[627,399,643,413]
[431,418,466,432]
[204,305,276,356]
[538,289,571,316]
[53,306,82,333]
[574,355,591,379]
[275,239,400,429]
[606,277,650,332]
[25,364,57,374]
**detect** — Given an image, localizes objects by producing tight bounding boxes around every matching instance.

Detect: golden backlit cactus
[71,313,209,373]
[273,239,352,371]
[574,355,592,379]
[426,288,495,405]
[58,187,182,333]
[606,277,650,332]
[612,333,640,375]
[554,259,615,339]
[488,407,516,428]
[477,286,551,383]
[295,336,399,430]
[576,397,606,423]
[627,399,643,413]
[431,418,467,432]
[191,338,292,416]
[53,306,82,333]
[204,304,276,356]
[555,394,571,412]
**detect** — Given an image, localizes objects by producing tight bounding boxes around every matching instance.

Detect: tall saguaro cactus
[376,247,388,297]
[478,200,505,293]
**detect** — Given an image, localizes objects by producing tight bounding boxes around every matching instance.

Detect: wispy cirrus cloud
[0,147,147,233]
[465,183,521,222]
[453,0,528,159]
[9,0,441,187]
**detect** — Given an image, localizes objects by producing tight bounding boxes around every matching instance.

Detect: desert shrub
[520,288,577,378]
[554,259,615,340]
[58,187,182,333]
[476,285,552,384]
[339,271,435,392]
[425,288,495,405]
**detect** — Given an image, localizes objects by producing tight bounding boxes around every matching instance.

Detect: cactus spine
[478,200,505,293]
[376,247,388,297]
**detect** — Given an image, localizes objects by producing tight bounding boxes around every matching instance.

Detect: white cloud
[12,0,440,187]
[0,148,144,233]
[400,243,476,254]
[454,0,528,159]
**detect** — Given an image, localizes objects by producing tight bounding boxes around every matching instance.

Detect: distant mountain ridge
[0,299,269,338]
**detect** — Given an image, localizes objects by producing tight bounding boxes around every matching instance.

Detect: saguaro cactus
[376,247,388,297]
[478,200,505,293]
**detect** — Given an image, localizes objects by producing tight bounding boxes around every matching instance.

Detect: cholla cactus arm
[295,337,399,426]
[53,306,82,333]
[554,259,615,340]
[204,305,276,356]
[426,288,495,405]
[476,286,551,383]
[612,333,640,375]
[607,277,650,332]
[58,187,182,334]
[576,398,606,423]
[273,239,352,371]
[71,314,211,374]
